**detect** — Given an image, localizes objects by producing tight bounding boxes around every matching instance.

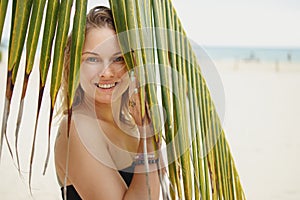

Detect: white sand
[0,58,300,199]
[216,60,300,200]
[0,54,62,199]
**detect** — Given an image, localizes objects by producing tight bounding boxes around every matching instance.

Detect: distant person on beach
[287,53,292,62]
[244,51,259,62]
[54,6,161,199]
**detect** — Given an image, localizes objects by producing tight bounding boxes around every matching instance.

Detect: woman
[55,6,161,200]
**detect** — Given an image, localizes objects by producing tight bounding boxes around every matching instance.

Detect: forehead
[83,27,120,54]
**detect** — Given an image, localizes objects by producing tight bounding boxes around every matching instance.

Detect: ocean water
[200,46,300,63]
[1,36,300,66]
[1,35,300,64]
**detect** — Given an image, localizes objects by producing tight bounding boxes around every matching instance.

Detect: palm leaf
[1,0,33,160]
[0,0,15,162]
[38,0,60,175]
[28,0,73,188]
[49,0,73,127]
[109,0,246,199]
[0,0,9,43]
[13,0,47,173]
[153,1,183,198]
[164,1,185,198]
[151,1,179,198]
[67,0,87,109]
[60,1,87,198]
[192,61,208,200]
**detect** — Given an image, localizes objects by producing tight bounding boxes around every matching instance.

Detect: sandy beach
[0,57,300,199]
[216,60,300,200]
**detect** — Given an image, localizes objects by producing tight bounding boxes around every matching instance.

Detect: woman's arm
[124,135,160,200]
[55,117,161,200]
[124,74,161,199]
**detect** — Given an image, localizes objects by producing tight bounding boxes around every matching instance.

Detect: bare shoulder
[54,115,70,186]
[54,113,110,169]
[54,114,100,183]
[54,114,128,199]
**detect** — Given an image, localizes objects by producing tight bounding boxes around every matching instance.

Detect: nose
[98,62,114,78]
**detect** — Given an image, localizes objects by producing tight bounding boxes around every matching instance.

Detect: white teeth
[96,83,116,89]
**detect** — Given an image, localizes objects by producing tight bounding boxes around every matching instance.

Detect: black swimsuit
[61,164,135,200]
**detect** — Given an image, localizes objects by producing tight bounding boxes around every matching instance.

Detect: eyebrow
[82,51,99,56]
[82,51,122,56]
[112,51,122,56]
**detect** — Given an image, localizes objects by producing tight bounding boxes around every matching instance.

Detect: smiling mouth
[95,82,117,89]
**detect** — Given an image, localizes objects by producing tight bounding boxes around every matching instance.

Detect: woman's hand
[128,71,160,153]
[128,71,151,128]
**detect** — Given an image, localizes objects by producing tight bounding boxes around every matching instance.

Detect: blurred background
[176,1,300,199]
[0,0,299,199]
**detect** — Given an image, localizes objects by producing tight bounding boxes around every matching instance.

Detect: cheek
[79,66,97,94]
[112,71,129,101]
[117,68,128,78]
[119,70,129,86]
[80,66,97,83]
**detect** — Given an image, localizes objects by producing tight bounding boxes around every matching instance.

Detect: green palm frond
[0,0,9,43]
[109,0,245,199]
[0,0,245,199]
[49,0,73,119]
[29,0,73,188]
[14,0,47,173]
[68,0,87,109]
[1,0,33,160]
[38,0,60,174]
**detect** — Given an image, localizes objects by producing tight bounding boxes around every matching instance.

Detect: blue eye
[86,57,99,63]
[113,56,125,63]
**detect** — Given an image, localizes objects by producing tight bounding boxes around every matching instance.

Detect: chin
[95,96,112,104]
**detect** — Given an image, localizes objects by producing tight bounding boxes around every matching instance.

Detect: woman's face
[80,27,129,105]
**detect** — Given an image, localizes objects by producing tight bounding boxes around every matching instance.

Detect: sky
[88,0,300,48]
[171,0,300,47]
[1,0,300,48]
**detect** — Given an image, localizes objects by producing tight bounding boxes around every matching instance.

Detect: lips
[94,82,117,89]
